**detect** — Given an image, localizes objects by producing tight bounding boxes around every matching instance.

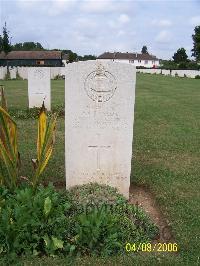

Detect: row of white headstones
[28,60,136,198]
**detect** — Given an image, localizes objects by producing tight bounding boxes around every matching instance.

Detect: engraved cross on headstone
[88,145,111,171]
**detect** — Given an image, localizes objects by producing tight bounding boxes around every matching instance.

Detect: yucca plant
[31,102,57,189]
[0,86,57,190]
[0,85,20,190]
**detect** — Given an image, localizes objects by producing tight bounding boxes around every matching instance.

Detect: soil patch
[129,184,174,244]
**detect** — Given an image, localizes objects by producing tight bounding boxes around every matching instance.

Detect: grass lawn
[1,74,200,265]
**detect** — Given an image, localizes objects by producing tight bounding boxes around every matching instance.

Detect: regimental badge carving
[84,63,117,102]
[34,69,45,79]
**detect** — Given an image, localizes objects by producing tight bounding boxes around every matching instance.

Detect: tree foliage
[12,42,44,51]
[0,35,2,52]
[2,23,12,54]
[68,52,78,63]
[191,25,200,61]
[78,54,97,61]
[160,60,178,70]
[172,48,188,63]
[141,45,148,54]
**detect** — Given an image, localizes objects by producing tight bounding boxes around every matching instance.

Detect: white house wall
[98,58,160,68]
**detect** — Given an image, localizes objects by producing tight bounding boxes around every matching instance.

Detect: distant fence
[0,66,65,80]
[137,68,200,78]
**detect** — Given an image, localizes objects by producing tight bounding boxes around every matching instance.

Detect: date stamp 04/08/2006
[125,243,178,253]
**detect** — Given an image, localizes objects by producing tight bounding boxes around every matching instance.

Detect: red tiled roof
[0,51,62,60]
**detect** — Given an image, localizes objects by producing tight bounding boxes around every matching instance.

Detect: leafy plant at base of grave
[113,203,159,243]
[73,206,158,256]
[31,102,57,189]
[195,75,200,79]
[0,86,20,190]
[74,206,122,256]
[69,182,127,214]
[0,184,72,261]
[70,183,159,255]
[0,183,159,261]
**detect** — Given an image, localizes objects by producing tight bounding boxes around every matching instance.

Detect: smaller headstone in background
[0,67,7,80]
[18,67,28,80]
[9,67,17,79]
[28,67,51,110]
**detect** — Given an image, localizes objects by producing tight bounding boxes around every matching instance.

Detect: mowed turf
[1,74,200,265]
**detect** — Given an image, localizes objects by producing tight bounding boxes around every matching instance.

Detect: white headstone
[9,67,17,79]
[28,67,51,110]
[0,67,7,80]
[65,60,136,198]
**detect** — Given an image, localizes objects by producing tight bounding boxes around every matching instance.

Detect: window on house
[152,61,155,64]
[36,60,45,65]
[138,60,141,63]
[145,60,148,64]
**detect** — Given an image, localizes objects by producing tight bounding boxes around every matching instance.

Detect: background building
[98,52,160,68]
[0,51,64,67]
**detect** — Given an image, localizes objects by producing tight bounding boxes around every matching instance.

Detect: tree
[0,35,2,52]
[160,60,178,70]
[191,25,200,62]
[68,52,78,63]
[172,48,188,63]
[141,45,148,54]
[78,54,97,61]
[2,23,12,54]
[12,42,44,51]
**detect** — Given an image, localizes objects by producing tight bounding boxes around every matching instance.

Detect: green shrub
[195,75,200,79]
[114,203,159,243]
[69,183,126,213]
[74,206,122,256]
[69,183,159,253]
[0,183,159,261]
[0,185,72,259]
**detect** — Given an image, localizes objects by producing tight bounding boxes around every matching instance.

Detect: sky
[0,0,200,59]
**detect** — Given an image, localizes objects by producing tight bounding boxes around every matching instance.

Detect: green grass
[1,74,200,265]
